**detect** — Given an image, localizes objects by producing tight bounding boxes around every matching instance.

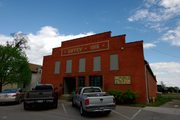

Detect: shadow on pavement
[0,102,21,106]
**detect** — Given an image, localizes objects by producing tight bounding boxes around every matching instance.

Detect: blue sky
[0,0,180,88]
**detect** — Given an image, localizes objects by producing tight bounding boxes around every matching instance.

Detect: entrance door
[64,77,76,94]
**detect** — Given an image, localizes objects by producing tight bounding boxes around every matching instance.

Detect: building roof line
[144,60,157,82]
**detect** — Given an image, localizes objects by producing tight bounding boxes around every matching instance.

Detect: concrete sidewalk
[143,107,180,115]
[58,99,71,103]
[143,100,180,115]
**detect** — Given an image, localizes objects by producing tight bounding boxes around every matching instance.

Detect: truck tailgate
[29,91,53,98]
[88,96,114,105]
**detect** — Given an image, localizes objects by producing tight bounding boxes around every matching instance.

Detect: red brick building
[41,31,157,104]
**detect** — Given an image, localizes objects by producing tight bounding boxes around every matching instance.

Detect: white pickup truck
[72,87,116,116]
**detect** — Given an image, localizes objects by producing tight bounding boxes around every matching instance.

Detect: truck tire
[53,103,57,109]
[53,100,58,109]
[80,103,86,116]
[24,102,29,110]
[104,111,111,115]
[72,98,75,107]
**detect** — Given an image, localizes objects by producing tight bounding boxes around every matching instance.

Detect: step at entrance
[59,94,71,100]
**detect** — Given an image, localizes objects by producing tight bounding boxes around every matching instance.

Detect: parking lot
[0,100,180,120]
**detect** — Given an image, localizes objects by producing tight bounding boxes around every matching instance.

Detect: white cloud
[143,43,156,48]
[0,35,13,45]
[150,62,180,75]
[159,0,180,8]
[161,26,180,46]
[157,76,180,87]
[146,0,158,4]
[0,26,95,65]
[128,0,180,22]
[149,23,169,32]
[150,62,180,87]
[128,9,149,22]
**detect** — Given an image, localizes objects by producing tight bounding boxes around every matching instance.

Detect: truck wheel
[72,98,75,107]
[53,103,58,109]
[104,111,111,115]
[53,100,58,109]
[80,104,86,116]
[24,102,29,110]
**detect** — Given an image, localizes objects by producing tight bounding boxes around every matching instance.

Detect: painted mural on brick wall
[114,76,131,84]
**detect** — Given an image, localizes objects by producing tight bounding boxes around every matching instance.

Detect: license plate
[37,100,43,103]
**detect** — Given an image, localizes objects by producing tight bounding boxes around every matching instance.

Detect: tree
[174,87,179,93]
[157,81,167,93]
[157,85,163,92]
[167,87,175,93]
[0,45,31,92]
[6,33,30,50]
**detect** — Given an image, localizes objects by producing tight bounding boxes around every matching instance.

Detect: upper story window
[54,61,60,74]
[110,54,119,71]
[79,58,86,72]
[93,56,101,72]
[66,59,72,73]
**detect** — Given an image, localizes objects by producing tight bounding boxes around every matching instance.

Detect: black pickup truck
[24,84,58,110]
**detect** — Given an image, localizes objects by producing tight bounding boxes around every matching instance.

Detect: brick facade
[41,31,157,104]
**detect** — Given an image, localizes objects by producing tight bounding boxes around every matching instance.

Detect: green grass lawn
[129,97,180,108]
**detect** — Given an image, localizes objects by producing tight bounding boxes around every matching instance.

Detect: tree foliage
[0,45,31,92]
[157,81,179,93]
[166,86,179,93]
[157,81,167,93]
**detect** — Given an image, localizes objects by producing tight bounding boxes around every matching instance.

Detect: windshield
[2,89,18,93]
[35,85,53,90]
[83,88,101,93]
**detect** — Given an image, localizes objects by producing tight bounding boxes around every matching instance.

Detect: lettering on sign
[61,40,109,56]
[68,47,82,53]
[90,44,99,50]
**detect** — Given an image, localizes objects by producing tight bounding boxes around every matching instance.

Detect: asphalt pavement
[58,99,180,116]
[0,99,179,120]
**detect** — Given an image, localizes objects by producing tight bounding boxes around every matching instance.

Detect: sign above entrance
[61,40,109,56]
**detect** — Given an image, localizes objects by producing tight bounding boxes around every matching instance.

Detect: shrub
[122,88,139,104]
[69,90,77,101]
[108,89,123,104]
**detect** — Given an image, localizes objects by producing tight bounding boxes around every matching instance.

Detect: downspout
[145,64,149,104]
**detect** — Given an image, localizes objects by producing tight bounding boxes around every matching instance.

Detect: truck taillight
[52,92,55,97]
[12,94,17,97]
[85,99,89,105]
[113,98,116,103]
[26,93,29,98]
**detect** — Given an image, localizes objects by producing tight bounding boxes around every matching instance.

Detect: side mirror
[32,88,35,91]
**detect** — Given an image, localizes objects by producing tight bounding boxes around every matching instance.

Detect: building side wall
[18,73,41,92]
[147,68,157,99]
